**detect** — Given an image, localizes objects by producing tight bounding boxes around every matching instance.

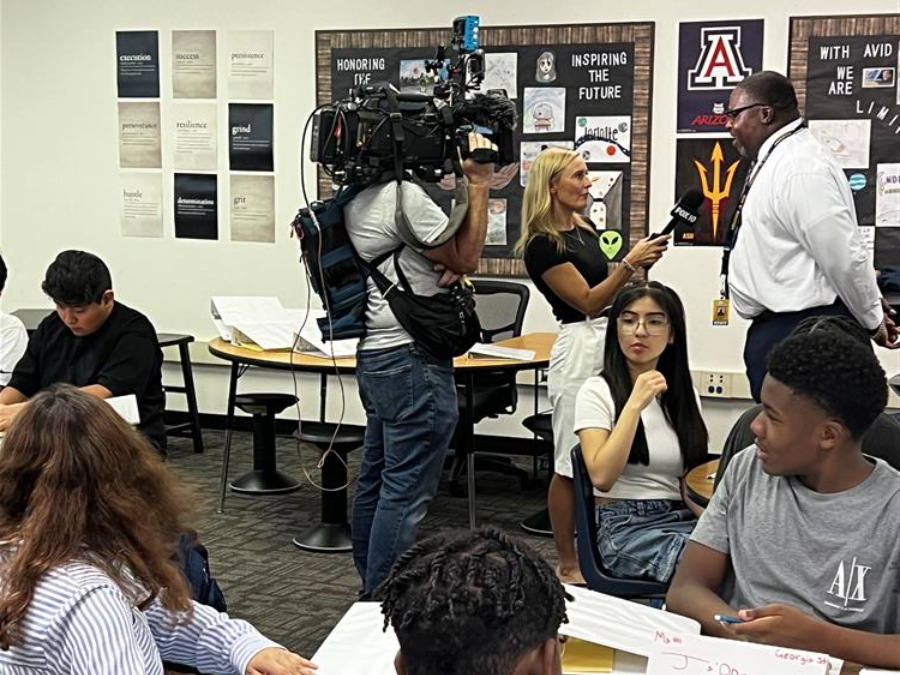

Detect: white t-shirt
[0,312,28,387]
[344,181,450,351]
[574,376,699,501]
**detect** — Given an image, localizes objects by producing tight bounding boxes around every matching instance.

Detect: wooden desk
[208,332,555,530]
[683,459,719,508]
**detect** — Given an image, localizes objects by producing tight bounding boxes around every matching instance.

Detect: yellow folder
[560,637,614,673]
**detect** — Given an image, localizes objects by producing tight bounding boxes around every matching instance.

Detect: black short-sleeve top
[524,227,610,324]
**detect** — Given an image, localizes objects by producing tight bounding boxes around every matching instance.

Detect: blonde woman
[517,148,668,584]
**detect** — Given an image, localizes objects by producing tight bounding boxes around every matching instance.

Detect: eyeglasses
[617,315,669,336]
[723,102,767,122]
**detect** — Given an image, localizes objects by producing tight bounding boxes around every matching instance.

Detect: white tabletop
[312,601,650,675]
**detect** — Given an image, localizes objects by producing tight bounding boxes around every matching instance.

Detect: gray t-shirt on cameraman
[692,446,900,634]
[344,180,450,351]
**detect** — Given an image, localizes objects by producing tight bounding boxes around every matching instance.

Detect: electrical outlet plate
[700,371,732,398]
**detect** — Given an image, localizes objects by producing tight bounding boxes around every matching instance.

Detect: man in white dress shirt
[724,71,898,401]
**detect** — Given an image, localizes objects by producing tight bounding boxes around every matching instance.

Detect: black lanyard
[719,122,806,299]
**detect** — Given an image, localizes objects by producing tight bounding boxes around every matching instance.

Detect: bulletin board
[315,22,655,277]
[789,14,900,269]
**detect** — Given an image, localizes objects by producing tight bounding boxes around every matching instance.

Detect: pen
[714,614,746,624]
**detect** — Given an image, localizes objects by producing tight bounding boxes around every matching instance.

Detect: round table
[208,332,555,546]
[683,458,720,508]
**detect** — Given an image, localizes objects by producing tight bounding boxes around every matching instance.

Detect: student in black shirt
[516,148,669,584]
[0,251,166,450]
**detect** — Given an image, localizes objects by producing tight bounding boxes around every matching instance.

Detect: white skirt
[547,316,608,477]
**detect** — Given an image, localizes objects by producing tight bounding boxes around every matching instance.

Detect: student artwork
[587,171,623,230]
[486,199,508,245]
[535,50,557,83]
[522,88,565,133]
[875,163,900,226]
[483,52,518,98]
[399,59,450,95]
[808,119,871,169]
[519,141,574,186]
[575,116,632,163]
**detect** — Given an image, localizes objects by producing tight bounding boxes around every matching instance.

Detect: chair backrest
[471,280,529,343]
[716,405,900,489]
[570,444,669,598]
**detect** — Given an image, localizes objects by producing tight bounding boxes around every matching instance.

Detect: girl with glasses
[574,282,708,583]
[516,148,669,584]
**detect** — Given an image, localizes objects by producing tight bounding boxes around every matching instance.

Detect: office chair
[716,404,900,489]
[570,443,669,598]
[450,280,536,490]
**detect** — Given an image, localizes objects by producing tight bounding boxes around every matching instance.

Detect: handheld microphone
[652,189,704,238]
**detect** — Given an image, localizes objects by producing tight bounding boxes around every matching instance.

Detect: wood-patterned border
[788,13,900,113]
[315,22,655,277]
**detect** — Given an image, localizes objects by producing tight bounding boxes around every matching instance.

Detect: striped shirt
[0,561,280,674]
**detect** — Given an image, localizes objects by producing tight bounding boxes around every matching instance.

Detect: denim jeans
[596,499,696,583]
[351,342,459,596]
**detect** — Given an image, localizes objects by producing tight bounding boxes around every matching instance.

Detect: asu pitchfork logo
[688,26,752,90]
[693,141,741,238]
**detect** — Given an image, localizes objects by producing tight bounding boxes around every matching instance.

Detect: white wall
[1,0,897,449]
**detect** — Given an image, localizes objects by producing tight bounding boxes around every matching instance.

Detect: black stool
[292,422,365,552]
[157,333,204,454]
[228,393,302,494]
[519,412,554,537]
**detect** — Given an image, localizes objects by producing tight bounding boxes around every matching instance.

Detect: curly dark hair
[791,314,871,348]
[0,384,193,648]
[376,528,569,675]
[767,331,887,439]
[41,250,112,306]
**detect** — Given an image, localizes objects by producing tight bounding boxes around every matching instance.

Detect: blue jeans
[351,343,459,596]
[596,499,696,583]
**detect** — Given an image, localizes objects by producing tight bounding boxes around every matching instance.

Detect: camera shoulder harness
[381,85,470,251]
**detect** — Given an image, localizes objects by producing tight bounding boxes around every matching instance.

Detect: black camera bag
[363,246,480,360]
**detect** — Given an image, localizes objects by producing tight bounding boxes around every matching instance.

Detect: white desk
[312,602,649,675]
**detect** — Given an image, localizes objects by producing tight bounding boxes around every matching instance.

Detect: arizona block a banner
[677,20,764,133]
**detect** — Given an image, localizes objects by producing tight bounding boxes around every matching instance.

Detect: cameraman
[345,132,496,597]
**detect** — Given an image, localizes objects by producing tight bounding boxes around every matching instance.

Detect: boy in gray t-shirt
[666,330,900,668]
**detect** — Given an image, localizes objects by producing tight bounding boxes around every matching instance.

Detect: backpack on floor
[177,531,227,612]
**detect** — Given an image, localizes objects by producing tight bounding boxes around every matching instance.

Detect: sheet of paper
[560,585,700,658]
[172,102,217,171]
[467,343,535,360]
[211,296,285,328]
[562,637,614,673]
[106,394,140,425]
[118,102,162,169]
[647,631,832,675]
[120,172,163,238]
[230,173,275,242]
[312,603,399,675]
[293,321,358,358]
[172,30,217,98]
[228,30,274,100]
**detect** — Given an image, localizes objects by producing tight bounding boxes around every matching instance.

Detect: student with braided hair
[376,528,569,675]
